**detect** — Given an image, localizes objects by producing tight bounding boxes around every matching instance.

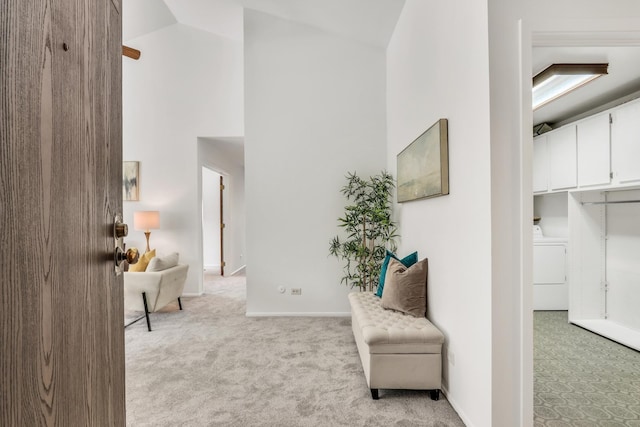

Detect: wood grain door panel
[1,0,124,425]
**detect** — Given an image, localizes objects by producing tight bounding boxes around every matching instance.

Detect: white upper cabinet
[611,100,640,184]
[533,98,640,195]
[533,135,548,193]
[548,125,577,191]
[577,112,611,188]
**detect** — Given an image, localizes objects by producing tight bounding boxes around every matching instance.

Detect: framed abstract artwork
[123,161,139,201]
[397,119,449,203]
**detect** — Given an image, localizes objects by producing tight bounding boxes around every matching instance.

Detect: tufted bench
[348,291,444,400]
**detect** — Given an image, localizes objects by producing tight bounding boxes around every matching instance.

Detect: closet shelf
[571,319,640,351]
[581,199,640,205]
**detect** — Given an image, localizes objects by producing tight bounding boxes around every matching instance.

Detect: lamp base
[144,231,151,253]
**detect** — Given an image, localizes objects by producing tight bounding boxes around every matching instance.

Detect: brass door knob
[125,247,139,264]
[115,221,128,238]
[113,214,136,276]
[117,247,139,264]
[114,247,139,276]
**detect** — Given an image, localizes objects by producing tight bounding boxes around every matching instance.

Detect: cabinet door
[548,125,577,190]
[577,113,611,187]
[611,100,640,184]
[533,135,548,193]
[533,245,566,284]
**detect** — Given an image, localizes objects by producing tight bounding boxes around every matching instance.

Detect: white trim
[245,311,351,317]
[532,31,640,47]
[229,265,246,276]
[204,264,221,270]
[520,18,535,427]
[441,385,475,427]
[522,22,640,427]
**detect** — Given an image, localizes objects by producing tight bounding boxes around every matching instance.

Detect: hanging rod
[582,200,640,205]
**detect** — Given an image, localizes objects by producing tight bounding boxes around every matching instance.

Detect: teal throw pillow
[376,250,418,297]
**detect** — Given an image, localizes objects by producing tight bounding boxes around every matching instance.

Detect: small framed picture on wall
[123,161,139,201]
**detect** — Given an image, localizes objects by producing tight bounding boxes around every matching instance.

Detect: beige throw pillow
[146,252,179,272]
[380,257,428,318]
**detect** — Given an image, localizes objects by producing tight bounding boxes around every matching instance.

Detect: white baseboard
[246,311,351,317]
[229,265,246,276]
[204,264,221,271]
[441,385,474,427]
[181,292,203,297]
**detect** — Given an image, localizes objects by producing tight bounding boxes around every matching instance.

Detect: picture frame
[397,118,449,203]
[123,161,139,201]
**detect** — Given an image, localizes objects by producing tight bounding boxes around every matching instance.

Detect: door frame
[518,18,640,425]
[201,166,226,277]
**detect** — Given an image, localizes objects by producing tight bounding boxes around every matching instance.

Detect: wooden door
[220,175,225,276]
[1,0,125,425]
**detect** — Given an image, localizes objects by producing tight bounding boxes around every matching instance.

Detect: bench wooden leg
[371,389,379,400]
[430,389,440,401]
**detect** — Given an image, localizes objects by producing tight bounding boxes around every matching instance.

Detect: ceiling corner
[123,0,178,43]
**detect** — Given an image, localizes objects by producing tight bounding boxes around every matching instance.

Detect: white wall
[198,137,246,277]
[123,23,244,295]
[243,10,387,315]
[386,1,492,425]
[202,167,221,271]
[122,0,176,42]
[534,193,568,238]
[487,0,640,425]
[121,3,640,425]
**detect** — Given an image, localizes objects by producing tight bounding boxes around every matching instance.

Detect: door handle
[115,246,140,264]
[114,214,139,275]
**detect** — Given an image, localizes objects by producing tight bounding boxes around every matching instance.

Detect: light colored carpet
[125,274,465,426]
[534,311,640,426]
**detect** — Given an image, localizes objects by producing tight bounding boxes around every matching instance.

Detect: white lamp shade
[134,211,160,231]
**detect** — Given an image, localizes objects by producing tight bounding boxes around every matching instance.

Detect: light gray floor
[125,274,465,426]
[534,311,640,426]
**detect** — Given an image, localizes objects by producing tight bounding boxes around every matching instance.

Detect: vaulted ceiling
[122,1,640,127]
[123,0,406,48]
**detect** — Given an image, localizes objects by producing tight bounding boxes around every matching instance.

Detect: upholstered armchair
[124,252,188,331]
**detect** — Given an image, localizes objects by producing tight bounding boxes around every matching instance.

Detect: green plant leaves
[329,171,398,292]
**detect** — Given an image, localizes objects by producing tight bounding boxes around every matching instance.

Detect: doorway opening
[197,136,246,295]
[526,30,640,425]
[202,166,224,277]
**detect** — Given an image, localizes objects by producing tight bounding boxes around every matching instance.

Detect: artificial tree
[329,171,398,292]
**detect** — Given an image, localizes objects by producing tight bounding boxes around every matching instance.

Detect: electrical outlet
[291,288,302,295]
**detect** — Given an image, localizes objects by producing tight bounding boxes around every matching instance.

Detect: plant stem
[362,217,366,291]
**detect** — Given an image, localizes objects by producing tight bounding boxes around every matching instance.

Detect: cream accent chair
[124,252,188,331]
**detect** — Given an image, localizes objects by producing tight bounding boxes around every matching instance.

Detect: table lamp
[134,211,160,253]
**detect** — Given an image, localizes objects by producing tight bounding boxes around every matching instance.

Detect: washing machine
[533,225,568,310]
